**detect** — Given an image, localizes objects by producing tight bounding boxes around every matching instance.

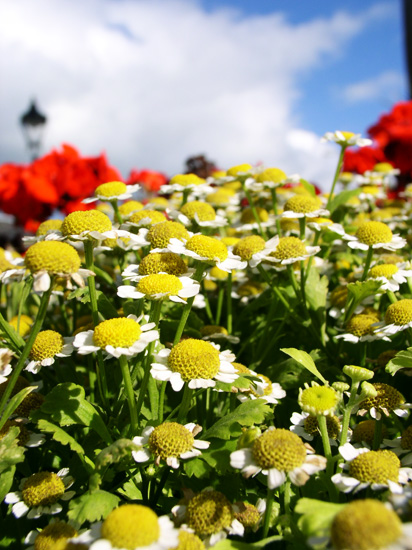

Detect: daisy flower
[281,195,329,219]
[329,499,412,550]
[61,210,121,242]
[200,325,240,344]
[263,236,320,267]
[121,208,167,230]
[159,173,211,195]
[356,382,411,420]
[165,235,247,272]
[132,422,210,469]
[23,219,63,246]
[25,330,73,374]
[331,443,412,494]
[143,220,192,250]
[377,299,412,336]
[343,221,406,252]
[335,313,389,343]
[170,200,227,228]
[233,363,285,405]
[0,348,14,382]
[231,235,280,268]
[74,503,179,550]
[321,130,372,147]
[150,339,238,391]
[83,181,141,203]
[24,520,80,550]
[1,419,45,448]
[122,253,193,281]
[172,488,244,547]
[230,427,327,489]
[233,499,266,533]
[367,263,412,292]
[384,425,412,466]
[290,411,342,446]
[117,273,200,303]
[74,314,159,359]
[5,468,75,519]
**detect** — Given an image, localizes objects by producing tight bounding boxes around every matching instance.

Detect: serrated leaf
[328,187,361,214]
[38,383,112,444]
[386,348,412,376]
[204,399,271,440]
[68,490,120,529]
[346,280,382,309]
[95,439,139,471]
[305,268,328,312]
[201,439,238,474]
[118,478,143,500]
[295,498,345,538]
[67,287,89,301]
[183,457,211,478]
[0,426,25,473]
[0,386,35,430]
[281,348,328,384]
[36,419,86,456]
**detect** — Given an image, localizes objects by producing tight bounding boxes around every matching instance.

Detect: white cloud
[342,71,406,104]
[0,0,392,188]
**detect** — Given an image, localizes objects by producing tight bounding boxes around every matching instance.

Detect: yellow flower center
[348,450,400,484]
[369,264,398,279]
[237,281,265,296]
[180,201,216,222]
[223,180,242,192]
[29,330,64,361]
[93,318,142,349]
[186,490,234,536]
[401,425,412,450]
[200,325,228,337]
[374,162,395,173]
[129,209,166,226]
[331,499,402,550]
[355,221,393,245]
[101,504,160,550]
[209,266,229,280]
[233,236,266,261]
[25,241,81,275]
[385,299,412,325]
[256,167,287,184]
[234,502,261,531]
[186,235,228,262]
[15,392,45,417]
[147,221,190,249]
[168,339,220,381]
[22,472,65,507]
[252,428,306,470]
[221,237,240,247]
[227,164,253,177]
[147,196,169,210]
[352,420,387,447]
[170,174,205,187]
[330,286,348,308]
[0,420,30,446]
[206,189,235,206]
[284,195,321,214]
[240,207,269,224]
[303,415,341,439]
[61,210,112,236]
[34,521,78,550]
[9,315,33,337]
[340,131,355,140]
[232,362,252,375]
[95,181,127,198]
[360,185,380,196]
[119,200,144,217]
[370,207,402,221]
[360,382,405,414]
[148,422,194,459]
[36,219,63,236]
[138,252,188,276]
[136,274,183,297]
[169,530,205,550]
[299,385,339,416]
[0,256,19,274]
[272,237,307,260]
[345,314,378,337]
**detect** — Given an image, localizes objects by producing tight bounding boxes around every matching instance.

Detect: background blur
[0,0,406,188]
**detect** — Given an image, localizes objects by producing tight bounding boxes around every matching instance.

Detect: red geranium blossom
[127,169,168,193]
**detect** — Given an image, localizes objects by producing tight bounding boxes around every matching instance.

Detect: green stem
[360,247,374,282]
[271,188,282,236]
[158,381,167,423]
[283,479,291,516]
[215,285,224,325]
[299,217,306,240]
[303,231,320,284]
[119,355,138,435]
[387,290,397,304]
[201,282,214,323]
[0,310,25,353]
[317,415,333,477]
[325,145,346,211]
[242,185,268,239]
[150,467,170,506]
[372,416,383,450]
[111,200,124,225]
[0,282,54,427]
[173,264,205,346]
[226,272,233,334]
[177,384,193,423]
[262,487,274,538]
[336,381,360,473]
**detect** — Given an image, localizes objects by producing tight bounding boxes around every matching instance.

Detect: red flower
[127,169,168,193]
[343,146,388,175]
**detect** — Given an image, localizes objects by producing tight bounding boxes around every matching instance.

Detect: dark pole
[404,0,412,99]
[20,100,47,161]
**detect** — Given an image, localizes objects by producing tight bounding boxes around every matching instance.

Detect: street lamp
[20,100,47,161]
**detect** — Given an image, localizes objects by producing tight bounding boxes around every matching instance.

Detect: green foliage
[0,386,35,430]
[95,439,139,471]
[204,399,271,440]
[328,188,361,214]
[295,498,345,538]
[386,348,412,375]
[68,490,120,528]
[0,427,26,501]
[280,348,328,384]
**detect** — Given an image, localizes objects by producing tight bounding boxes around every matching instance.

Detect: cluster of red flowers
[0,144,168,232]
[343,101,412,184]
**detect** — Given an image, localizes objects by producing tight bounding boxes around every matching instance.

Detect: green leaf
[305,268,328,312]
[328,187,361,214]
[36,419,86,456]
[37,383,112,444]
[295,498,345,538]
[386,348,412,376]
[201,439,238,474]
[118,478,143,500]
[66,287,89,301]
[346,280,382,310]
[280,348,328,384]
[212,535,283,549]
[95,439,139,471]
[300,178,316,197]
[0,386,35,430]
[0,426,25,474]
[97,293,119,320]
[204,399,271,440]
[0,465,16,504]
[183,457,211,478]
[68,490,120,529]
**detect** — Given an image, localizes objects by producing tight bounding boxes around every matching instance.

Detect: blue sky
[0,0,407,188]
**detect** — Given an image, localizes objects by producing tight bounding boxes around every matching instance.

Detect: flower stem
[111,200,124,225]
[271,189,282,236]
[242,185,268,239]
[173,264,205,346]
[360,246,374,282]
[226,272,233,334]
[372,416,383,450]
[0,281,54,427]
[177,384,193,423]
[317,415,333,476]
[215,285,224,325]
[325,145,346,211]
[262,487,274,538]
[119,355,138,435]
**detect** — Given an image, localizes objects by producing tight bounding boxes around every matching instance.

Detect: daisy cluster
[1,131,412,550]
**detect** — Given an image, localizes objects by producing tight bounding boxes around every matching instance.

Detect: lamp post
[20,100,47,161]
